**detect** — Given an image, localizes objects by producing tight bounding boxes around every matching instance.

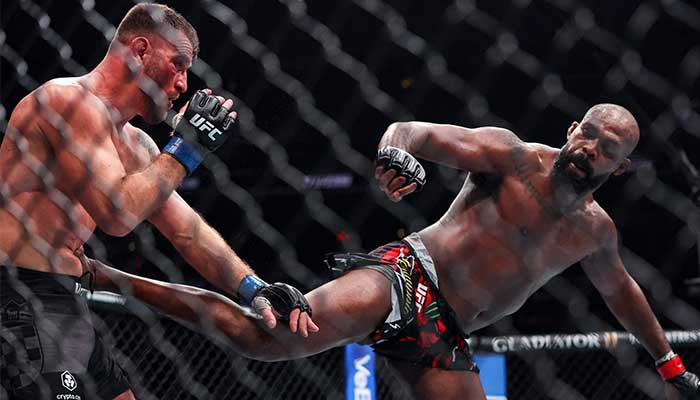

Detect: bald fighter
[81,104,699,399]
[1,4,314,400]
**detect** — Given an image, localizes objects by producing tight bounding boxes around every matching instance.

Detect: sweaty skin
[2,9,311,400]
[84,105,685,399]
[1,79,176,273]
[377,114,669,361]
[1,26,315,333]
[0,30,193,276]
[0,28,196,400]
[420,145,612,333]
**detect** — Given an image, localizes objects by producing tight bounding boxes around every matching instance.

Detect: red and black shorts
[328,233,478,372]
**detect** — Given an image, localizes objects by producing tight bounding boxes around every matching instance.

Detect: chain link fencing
[90,301,700,399]
[2,0,700,399]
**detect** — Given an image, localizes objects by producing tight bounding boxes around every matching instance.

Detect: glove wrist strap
[655,351,677,366]
[163,136,203,175]
[238,275,268,306]
[656,353,686,380]
[378,145,406,155]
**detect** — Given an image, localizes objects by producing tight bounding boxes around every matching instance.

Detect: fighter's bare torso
[0,78,157,275]
[419,143,612,333]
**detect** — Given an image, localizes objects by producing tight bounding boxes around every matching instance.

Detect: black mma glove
[238,275,312,320]
[656,352,700,399]
[376,146,426,191]
[668,372,700,399]
[163,90,238,174]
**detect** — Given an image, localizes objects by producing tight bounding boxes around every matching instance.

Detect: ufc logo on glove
[189,113,223,141]
[164,90,238,175]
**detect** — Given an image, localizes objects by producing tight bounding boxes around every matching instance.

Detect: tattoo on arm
[137,130,161,160]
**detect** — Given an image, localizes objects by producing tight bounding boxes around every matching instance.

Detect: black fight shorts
[1,266,130,399]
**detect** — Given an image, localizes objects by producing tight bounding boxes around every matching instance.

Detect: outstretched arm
[148,191,317,335]
[582,223,700,398]
[149,191,255,293]
[378,122,522,172]
[374,122,526,201]
[582,247,670,358]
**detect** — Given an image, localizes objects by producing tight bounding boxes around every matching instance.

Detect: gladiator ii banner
[473,330,700,353]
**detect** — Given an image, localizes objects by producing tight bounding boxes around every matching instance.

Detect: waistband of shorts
[401,232,440,289]
[1,265,82,296]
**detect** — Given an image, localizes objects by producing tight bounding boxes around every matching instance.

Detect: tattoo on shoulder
[509,145,560,217]
[510,144,610,245]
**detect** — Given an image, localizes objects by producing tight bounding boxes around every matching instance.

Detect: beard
[140,63,170,124]
[552,145,609,196]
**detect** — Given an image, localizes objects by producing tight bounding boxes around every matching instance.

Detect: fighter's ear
[567,121,579,138]
[613,158,631,176]
[129,36,150,62]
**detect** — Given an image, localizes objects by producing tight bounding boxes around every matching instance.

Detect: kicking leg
[92,261,392,361]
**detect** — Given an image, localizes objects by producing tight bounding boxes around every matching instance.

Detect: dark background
[2,0,699,339]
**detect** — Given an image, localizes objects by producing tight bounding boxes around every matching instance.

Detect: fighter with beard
[1,4,315,399]
[78,104,699,399]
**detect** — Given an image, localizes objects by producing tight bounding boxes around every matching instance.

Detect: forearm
[377,122,508,172]
[378,122,431,155]
[173,215,255,296]
[604,279,671,359]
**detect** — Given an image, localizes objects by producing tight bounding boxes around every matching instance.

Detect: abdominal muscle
[0,191,96,276]
[418,220,549,334]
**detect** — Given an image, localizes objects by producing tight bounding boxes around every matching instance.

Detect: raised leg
[93,261,393,361]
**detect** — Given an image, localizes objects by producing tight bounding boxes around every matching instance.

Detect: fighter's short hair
[113,3,199,57]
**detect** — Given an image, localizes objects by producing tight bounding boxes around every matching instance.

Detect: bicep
[415,123,522,173]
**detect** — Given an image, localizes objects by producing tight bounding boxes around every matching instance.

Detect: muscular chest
[475,175,599,268]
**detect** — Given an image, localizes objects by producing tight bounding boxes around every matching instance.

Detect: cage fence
[2,0,699,399]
